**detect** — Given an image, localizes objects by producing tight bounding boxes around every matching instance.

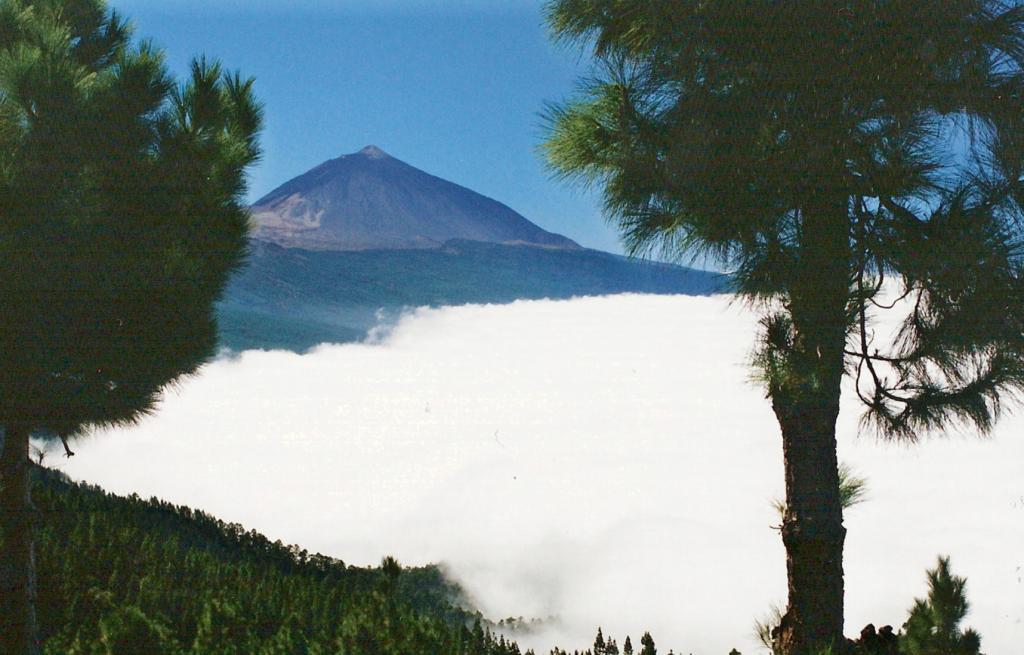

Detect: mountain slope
[250,145,578,251]
[218,240,727,352]
[26,466,523,655]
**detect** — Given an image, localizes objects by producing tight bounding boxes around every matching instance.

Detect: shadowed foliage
[0,1,261,651]
[542,2,1024,653]
[901,557,982,655]
[18,466,528,655]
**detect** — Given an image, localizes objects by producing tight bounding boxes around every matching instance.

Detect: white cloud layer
[50,294,1024,655]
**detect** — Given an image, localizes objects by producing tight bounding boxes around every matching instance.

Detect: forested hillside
[17,466,528,654]
[0,466,977,655]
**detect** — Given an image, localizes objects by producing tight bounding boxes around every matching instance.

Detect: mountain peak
[356,145,388,159]
[249,147,580,252]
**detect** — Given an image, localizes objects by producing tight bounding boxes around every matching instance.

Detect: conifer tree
[900,557,982,655]
[0,1,261,652]
[98,606,178,655]
[544,2,1024,652]
[191,598,255,655]
[639,632,656,655]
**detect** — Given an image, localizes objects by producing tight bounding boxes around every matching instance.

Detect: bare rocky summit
[249,145,579,251]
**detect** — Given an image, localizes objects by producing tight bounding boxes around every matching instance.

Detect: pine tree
[639,632,655,655]
[98,605,179,655]
[623,636,633,655]
[594,628,606,655]
[543,3,1024,652]
[900,557,982,655]
[191,598,256,655]
[0,1,261,652]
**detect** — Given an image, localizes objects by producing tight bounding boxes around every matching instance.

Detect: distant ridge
[250,145,579,251]
[219,239,727,352]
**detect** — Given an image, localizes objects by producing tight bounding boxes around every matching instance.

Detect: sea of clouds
[50,294,1023,654]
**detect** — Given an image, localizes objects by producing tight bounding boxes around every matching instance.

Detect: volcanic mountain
[249,145,579,251]
[221,146,725,352]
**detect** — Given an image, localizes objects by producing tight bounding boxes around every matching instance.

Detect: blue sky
[113,0,625,254]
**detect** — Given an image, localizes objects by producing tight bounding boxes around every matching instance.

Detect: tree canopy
[544,0,1024,440]
[543,2,1024,652]
[0,1,262,652]
[0,0,262,440]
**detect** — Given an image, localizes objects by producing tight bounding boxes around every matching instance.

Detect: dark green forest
[0,466,979,655]
[16,466,521,654]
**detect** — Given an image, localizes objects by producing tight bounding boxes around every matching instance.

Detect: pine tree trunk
[774,398,846,655]
[0,424,42,655]
[771,193,851,655]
